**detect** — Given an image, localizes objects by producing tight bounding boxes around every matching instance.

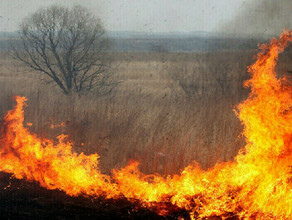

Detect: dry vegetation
[0,50,291,175]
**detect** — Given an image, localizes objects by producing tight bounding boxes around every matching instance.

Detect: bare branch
[11,5,113,95]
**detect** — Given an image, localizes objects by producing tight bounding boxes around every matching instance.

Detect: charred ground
[0,172,243,220]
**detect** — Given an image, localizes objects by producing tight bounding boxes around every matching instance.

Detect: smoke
[221,0,292,36]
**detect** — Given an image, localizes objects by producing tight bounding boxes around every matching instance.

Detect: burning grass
[0,31,291,219]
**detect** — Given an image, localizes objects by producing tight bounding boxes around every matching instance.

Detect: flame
[0,31,291,219]
[0,96,119,197]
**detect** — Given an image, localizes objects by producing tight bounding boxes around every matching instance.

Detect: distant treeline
[0,31,266,52]
[109,37,263,52]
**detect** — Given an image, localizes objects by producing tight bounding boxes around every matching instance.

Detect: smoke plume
[221,0,292,36]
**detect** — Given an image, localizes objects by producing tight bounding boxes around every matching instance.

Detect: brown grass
[0,50,291,175]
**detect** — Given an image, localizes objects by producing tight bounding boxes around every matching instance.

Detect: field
[0,49,291,175]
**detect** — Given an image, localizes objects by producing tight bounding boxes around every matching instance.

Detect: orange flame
[0,96,119,197]
[0,31,291,219]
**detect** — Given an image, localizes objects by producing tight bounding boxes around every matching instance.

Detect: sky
[0,0,291,35]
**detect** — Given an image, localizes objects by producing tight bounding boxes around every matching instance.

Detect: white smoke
[221,0,292,36]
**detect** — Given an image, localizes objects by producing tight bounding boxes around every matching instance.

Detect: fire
[0,31,292,219]
[0,96,119,197]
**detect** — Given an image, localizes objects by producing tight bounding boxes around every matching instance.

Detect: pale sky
[0,0,291,35]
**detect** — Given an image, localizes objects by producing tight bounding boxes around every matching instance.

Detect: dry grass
[0,50,291,175]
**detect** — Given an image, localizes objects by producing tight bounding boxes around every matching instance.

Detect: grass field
[0,50,291,175]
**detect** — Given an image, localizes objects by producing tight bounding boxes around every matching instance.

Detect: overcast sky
[0,0,291,35]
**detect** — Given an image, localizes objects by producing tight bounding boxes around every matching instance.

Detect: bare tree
[11,5,113,95]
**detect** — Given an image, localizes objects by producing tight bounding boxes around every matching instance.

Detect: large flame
[0,31,291,219]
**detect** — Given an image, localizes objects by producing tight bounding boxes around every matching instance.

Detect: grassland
[0,50,291,175]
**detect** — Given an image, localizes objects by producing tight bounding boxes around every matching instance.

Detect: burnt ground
[0,172,242,220]
[0,172,191,220]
